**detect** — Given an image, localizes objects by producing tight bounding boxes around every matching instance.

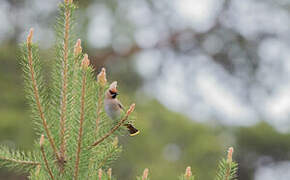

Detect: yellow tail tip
[130,131,140,137]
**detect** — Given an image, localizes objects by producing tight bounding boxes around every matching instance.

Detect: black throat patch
[109,90,117,99]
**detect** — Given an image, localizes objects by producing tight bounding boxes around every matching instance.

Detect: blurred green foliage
[0,44,34,180]
[114,99,223,180]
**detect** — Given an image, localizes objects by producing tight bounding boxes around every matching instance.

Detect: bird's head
[107,81,118,99]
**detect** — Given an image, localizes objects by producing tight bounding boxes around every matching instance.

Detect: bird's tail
[124,123,140,136]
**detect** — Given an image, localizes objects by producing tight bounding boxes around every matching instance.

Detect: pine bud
[81,54,90,69]
[185,166,192,178]
[112,137,118,148]
[98,169,102,180]
[27,28,34,45]
[142,168,149,180]
[107,168,112,179]
[74,39,82,57]
[227,147,234,164]
[97,67,107,87]
[39,134,45,147]
[126,103,135,116]
[35,165,41,176]
[65,0,73,4]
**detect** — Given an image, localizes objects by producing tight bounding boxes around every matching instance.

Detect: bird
[104,81,139,136]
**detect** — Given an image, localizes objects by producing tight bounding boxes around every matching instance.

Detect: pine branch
[0,157,40,166]
[26,29,60,162]
[90,104,136,148]
[39,135,55,180]
[95,87,104,132]
[96,140,121,170]
[178,166,194,180]
[215,147,238,180]
[59,0,72,162]
[0,145,39,173]
[73,55,89,180]
[95,68,107,133]
[65,53,97,179]
[137,168,149,180]
[87,138,120,179]
[96,150,114,170]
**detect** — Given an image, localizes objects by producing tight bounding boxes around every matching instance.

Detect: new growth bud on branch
[64,0,73,4]
[98,169,102,180]
[142,168,149,180]
[107,168,112,179]
[227,147,234,164]
[126,104,136,116]
[97,68,107,87]
[74,39,82,57]
[39,134,45,147]
[112,137,118,148]
[81,54,90,70]
[27,28,34,45]
[185,166,192,179]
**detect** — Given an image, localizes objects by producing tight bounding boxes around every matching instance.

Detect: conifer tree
[0,0,239,179]
[0,0,135,179]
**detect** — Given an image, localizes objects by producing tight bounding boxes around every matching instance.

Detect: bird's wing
[117,99,125,111]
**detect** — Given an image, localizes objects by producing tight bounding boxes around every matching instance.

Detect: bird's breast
[104,99,121,120]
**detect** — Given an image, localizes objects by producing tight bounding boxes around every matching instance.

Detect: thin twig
[73,71,87,180]
[40,146,55,180]
[26,37,60,162]
[0,156,40,166]
[90,114,129,148]
[59,0,71,163]
[90,104,135,148]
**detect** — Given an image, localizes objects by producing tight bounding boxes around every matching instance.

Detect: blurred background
[1,0,290,179]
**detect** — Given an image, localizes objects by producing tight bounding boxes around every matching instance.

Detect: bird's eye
[111,93,117,98]
[109,90,118,98]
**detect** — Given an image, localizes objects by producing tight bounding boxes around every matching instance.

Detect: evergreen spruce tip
[227,147,234,163]
[185,166,192,178]
[112,137,118,148]
[97,67,107,87]
[27,28,34,45]
[126,103,136,115]
[81,54,90,69]
[98,169,103,180]
[142,168,149,180]
[107,168,112,179]
[74,39,82,56]
[39,134,45,147]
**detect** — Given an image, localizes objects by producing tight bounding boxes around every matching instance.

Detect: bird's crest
[109,81,118,93]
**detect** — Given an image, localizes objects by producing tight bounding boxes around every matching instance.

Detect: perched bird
[104,81,139,136]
